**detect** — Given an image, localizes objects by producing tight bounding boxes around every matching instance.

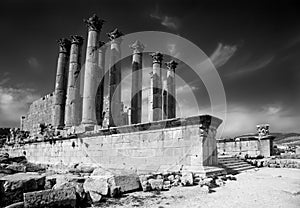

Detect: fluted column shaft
[151,52,163,121]
[65,36,83,127]
[130,40,144,124]
[108,29,123,127]
[81,14,104,125]
[166,60,178,119]
[95,41,107,126]
[53,38,71,129]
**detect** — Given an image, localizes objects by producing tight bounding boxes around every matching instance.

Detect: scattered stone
[24,187,76,208]
[163,180,171,190]
[83,176,109,196]
[0,173,45,207]
[53,181,86,202]
[199,185,210,194]
[181,171,193,186]
[6,163,26,173]
[167,175,175,182]
[88,191,102,203]
[215,178,225,186]
[141,181,151,192]
[148,179,163,191]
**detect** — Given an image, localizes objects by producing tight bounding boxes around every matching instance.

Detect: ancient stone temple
[3,14,223,174]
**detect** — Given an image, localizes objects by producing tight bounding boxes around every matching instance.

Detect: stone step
[221,163,253,169]
[218,161,249,166]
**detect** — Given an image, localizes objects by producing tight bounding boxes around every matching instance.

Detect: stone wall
[23,93,55,134]
[217,137,274,158]
[1,115,222,174]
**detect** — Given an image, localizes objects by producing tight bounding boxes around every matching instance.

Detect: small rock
[181,171,193,186]
[83,176,109,196]
[148,179,163,191]
[199,185,210,194]
[163,181,171,190]
[215,178,225,186]
[141,181,151,192]
[88,191,102,203]
[167,175,175,182]
[110,185,121,198]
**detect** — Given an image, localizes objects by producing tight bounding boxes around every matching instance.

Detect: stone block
[181,171,193,186]
[148,179,163,190]
[83,176,109,196]
[24,187,76,208]
[0,173,45,206]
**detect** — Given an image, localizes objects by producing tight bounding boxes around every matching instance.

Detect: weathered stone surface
[6,163,26,173]
[141,181,151,192]
[25,162,46,172]
[83,176,109,196]
[181,171,193,186]
[199,185,210,194]
[91,168,140,193]
[88,191,102,203]
[163,180,171,190]
[24,187,76,208]
[0,173,45,207]
[148,179,163,190]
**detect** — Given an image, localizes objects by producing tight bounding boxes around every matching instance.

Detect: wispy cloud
[150,5,180,31]
[226,55,274,78]
[0,72,10,86]
[28,57,41,70]
[210,43,237,68]
[0,87,40,126]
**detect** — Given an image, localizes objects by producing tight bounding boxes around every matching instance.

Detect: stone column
[108,29,123,127]
[129,40,144,124]
[150,52,163,121]
[81,14,104,125]
[165,60,178,119]
[162,80,168,119]
[95,41,107,126]
[53,38,71,129]
[65,35,84,127]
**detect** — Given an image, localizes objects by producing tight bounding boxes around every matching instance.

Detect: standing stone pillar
[65,35,84,127]
[95,41,107,126]
[162,80,168,119]
[108,29,123,127]
[165,60,178,119]
[150,52,163,121]
[129,40,144,124]
[81,14,104,125]
[53,38,71,129]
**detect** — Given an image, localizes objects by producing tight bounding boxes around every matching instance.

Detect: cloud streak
[210,43,237,68]
[150,5,180,30]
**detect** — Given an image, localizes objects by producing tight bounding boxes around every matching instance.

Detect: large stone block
[0,173,45,207]
[24,187,76,208]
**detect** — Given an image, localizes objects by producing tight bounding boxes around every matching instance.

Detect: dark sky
[0,0,299,136]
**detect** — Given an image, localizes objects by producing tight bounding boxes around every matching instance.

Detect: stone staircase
[218,156,256,174]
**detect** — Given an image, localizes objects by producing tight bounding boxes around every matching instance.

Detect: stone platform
[1,115,222,174]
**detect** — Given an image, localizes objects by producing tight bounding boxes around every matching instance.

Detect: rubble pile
[0,152,236,208]
[244,157,300,169]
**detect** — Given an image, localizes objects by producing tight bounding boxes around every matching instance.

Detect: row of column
[52,14,178,129]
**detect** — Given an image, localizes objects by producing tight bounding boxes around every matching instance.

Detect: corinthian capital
[107,28,123,41]
[129,40,145,54]
[70,35,84,45]
[165,60,178,70]
[84,14,104,32]
[57,38,71,53]
[151,51,163,64]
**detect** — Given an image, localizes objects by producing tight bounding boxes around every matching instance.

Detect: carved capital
[57,38,71,53]
[129,40,145,54]
[70,35,84,45]
[107,28,123,41]
[165,60,178,70]
[84,14,104,32]
[151,51,163,64]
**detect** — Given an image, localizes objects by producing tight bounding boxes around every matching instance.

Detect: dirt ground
[97,168,300,208]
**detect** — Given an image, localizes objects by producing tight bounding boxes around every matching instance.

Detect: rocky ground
[1,152,300,208]
[95,168,300,208]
